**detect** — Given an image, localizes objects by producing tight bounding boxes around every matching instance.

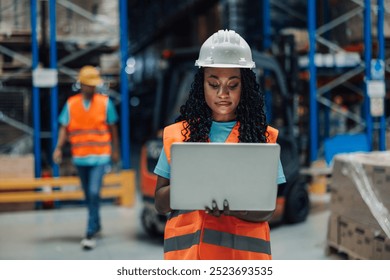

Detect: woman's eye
[229,84,239,89]
[209,83,219,89]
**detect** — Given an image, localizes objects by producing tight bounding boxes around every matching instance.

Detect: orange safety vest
[67,93,111,158]
[162,121,278,260]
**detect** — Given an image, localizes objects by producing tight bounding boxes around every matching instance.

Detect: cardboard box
[353,224,375,259]
[339,215,356,253]
[330,152,390,230]
[374,234,390,259]
[327,213,339,246]
[328,151,390,259]
[332,215,384,259]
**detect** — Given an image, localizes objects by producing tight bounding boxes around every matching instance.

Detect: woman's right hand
[155,176,171,214]
[205,199,231,217]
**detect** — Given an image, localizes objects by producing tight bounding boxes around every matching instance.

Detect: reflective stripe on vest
[165,228,270,255]
[67,94,111,157]
[164,230,202,253]
[68,129,110,136]
[202,229,271,255]
[162,121,278,260]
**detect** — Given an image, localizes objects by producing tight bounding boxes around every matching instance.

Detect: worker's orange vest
[163,121,278,260]
[67,93,111,158]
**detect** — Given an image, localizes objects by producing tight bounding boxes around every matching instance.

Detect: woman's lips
[216,101,231,106]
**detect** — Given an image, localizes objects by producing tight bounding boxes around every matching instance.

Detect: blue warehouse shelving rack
[264,0,388,163]
[0,0,130,178]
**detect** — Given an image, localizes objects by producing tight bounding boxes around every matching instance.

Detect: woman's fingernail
[212,201,217,208]
[224,200,228,207]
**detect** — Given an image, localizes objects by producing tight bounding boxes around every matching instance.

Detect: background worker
[154,30,286,260]
[53,65,120,250]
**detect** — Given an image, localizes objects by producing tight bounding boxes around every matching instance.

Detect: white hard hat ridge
[212,29,240,45]
[195,29,255,69]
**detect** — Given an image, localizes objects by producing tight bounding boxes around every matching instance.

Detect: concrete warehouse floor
[0,192,343,260]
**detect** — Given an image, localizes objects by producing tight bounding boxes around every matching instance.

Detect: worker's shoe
[80,236,96,250]
[80,229,101,250]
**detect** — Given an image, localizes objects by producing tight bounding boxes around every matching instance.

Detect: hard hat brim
[195,62,255,69]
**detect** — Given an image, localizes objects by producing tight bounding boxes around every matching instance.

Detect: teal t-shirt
[59,96,118,166]
[154,121,286,184]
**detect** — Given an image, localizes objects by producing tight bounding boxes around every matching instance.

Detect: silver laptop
[170,142,280,212]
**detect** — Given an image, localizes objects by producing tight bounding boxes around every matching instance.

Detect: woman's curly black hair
[175,67,269,143]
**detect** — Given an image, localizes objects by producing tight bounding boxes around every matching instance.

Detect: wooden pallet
[326,241,363,260]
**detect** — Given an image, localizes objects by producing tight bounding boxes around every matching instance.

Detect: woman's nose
[217,85,229,97]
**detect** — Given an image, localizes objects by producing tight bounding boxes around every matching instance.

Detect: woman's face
[204,67,241,122]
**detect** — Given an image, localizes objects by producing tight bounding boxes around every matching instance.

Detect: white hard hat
[195,29,255,69]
